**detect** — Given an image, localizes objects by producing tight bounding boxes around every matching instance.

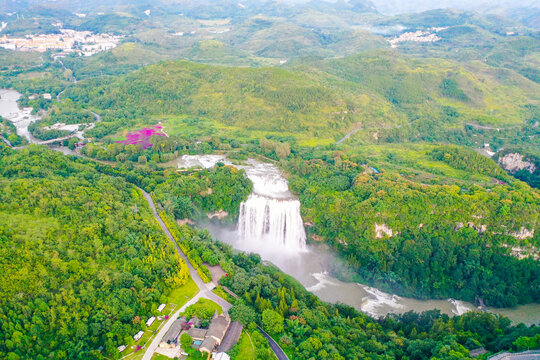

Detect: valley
[0,0,539,359]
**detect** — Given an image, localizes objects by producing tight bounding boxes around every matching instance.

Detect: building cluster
[0,28,121,55]
[160,312,242,356]
[389,28,447,48]
[117,303,167,353]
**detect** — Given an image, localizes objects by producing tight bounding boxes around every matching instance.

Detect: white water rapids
[171,154,540,324]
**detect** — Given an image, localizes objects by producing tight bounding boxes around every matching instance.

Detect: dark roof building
[200,336,217,354]
[206,313,231,344]
[187,328,207,341]
[217,321,243,352]
[159,317,186,348]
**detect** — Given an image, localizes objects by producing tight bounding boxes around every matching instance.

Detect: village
[107,190,262,360]
[116,296,242,360]
[388,27,447,48]
[0,28,122,56]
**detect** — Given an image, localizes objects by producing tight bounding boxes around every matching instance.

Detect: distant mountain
[303,0,378,13]
[368,0,540,16]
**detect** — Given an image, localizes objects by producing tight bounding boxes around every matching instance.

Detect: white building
[214,352,231,360]
[157,303,166,312]
[134,330,144,341]
[146,316,156,327]
[117,345,126,352]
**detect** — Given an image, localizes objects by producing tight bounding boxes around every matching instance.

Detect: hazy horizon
[285,0,540,15]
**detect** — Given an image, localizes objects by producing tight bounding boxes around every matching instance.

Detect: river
[2,91,537,325]
[0,89,41,143]
[171,154,540,326]
[0,88,94,153]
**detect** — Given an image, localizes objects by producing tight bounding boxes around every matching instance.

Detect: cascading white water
[236,160,307,252]
[174,155,307,251]
[178,155,540,325]
[238,195,306,251]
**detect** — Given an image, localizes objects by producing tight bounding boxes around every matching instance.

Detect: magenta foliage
[115,125,166,149]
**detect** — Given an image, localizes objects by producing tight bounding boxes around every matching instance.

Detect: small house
[117,345,126,353]
[134,331,144,341]
[157,303,166,312]
[146,316,156,327]
[199,313,231,354]
[214,353,231,360]
[187,328,207,342]
[188,317,201,328]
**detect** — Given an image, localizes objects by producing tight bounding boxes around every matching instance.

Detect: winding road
[489,350,540,360]
[336,127,362,145]
[258,326,289,360]
[139,188,231,360]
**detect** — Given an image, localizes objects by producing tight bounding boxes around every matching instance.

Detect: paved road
[465,122,521,131]
[489,350,540,360]
[0,135,12,147]
[36,135,75,145]
[141,293,202,360]
[336,127,361,144]
[91,111,101,123]
[258,326,289,360]
[139,188,232,360]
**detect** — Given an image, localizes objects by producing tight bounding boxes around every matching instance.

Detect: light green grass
[151,354,172,360]
[184,298,223,316]
[231,331,255,360]
[212,286,236,303]
[167,277,199,307]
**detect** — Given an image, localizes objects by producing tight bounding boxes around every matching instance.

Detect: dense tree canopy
[0,146,189,359]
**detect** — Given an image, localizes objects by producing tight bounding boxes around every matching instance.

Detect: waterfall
[238,194,306,251]
[236,159,307,252]
[175,154,307,252]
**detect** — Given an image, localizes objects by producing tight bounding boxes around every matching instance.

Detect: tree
[229,303,257,326]
[262,309,284,335]
[180,332,193,350]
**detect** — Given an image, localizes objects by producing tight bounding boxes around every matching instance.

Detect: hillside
[63,52,540,153]
[0,145,190,358]
[286,143,540,306]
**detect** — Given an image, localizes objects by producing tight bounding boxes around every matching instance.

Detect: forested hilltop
[0,146,190,358]
[285,144,539,307]
[63,53,539,152]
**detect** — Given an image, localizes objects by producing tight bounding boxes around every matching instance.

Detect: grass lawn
[212,286,236,303]
[167,277,199,307]
[230,331,255,360]
[151,354,174,360]
[184,298,223,317]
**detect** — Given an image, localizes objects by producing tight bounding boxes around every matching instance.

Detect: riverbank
[171,154,540,325]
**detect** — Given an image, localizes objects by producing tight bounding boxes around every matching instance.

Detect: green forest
[0,146,190,359]
[156,213,540,360]
[1,1,539,358]
[60,52,539,152]
[285,144,539,307]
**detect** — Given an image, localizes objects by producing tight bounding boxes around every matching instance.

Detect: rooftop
[217,321,243,352]
[161,317,186,344]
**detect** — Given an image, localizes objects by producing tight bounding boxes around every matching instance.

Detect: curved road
[489,350,540,360]
[139,188,231,360]
[258,326,289,360]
